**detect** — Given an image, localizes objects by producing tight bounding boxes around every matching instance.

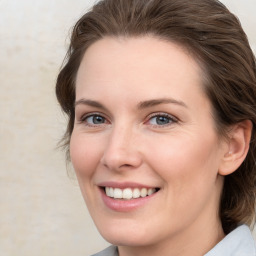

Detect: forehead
[76,36,207,108]
[77,36,202,82]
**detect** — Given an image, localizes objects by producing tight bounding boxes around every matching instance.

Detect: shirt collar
[95,225,255,256]
[204,225,256,256]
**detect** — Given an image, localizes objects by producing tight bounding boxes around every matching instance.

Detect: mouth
[101,187,160,200]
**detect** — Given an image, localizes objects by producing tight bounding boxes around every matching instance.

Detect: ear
[218,120,252,176]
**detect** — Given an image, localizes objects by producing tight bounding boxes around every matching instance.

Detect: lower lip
[100,188,158,212]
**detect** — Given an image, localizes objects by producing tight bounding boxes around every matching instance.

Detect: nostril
[100,153,142,171]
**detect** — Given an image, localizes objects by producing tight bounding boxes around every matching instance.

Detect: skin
[70,36,233,256]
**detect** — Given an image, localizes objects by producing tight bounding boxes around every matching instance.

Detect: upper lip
[97,181,159,189]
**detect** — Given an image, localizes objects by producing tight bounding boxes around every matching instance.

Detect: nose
[100,125,143,172]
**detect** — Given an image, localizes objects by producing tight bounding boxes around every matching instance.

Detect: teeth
[114,188,122,199]
[106,187,110,196]
[133,188,140,199]
[123,188,133,199]
[140,188,147,197]
[109,187,114,197]
[104,187,157,200]
[147,188,154,196]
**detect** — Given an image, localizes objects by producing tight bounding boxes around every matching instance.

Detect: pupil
[93,116,104,124]
[156,116,169,125]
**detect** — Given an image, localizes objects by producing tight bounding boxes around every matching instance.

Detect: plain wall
[0,0,255,255]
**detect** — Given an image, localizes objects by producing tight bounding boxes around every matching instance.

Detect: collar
[91,245,118,256]
[205,225,256,256]
[93,225,255,256]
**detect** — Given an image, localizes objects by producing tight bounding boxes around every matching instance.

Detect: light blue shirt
[92,225,256,256]
[205,225,256,256]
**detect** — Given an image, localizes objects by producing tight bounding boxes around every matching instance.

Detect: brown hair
[56,0,256,234]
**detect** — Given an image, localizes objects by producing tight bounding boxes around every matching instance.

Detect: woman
[56,0,256,255]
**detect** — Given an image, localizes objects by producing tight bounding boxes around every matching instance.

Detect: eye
[146,113,177,127]
[81,113,109,126]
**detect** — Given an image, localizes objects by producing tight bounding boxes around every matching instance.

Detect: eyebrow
[74,99,108,111]
[74,98,188,110]
[137,98,188,109]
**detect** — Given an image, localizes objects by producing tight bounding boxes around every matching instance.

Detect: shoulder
[205,225,256,256]
[91,245,118,256]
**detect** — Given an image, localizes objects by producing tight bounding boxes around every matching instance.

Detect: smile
[99,184,160,211]
[104,187,159,200]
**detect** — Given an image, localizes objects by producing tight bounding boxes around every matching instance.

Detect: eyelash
[145,112,178,128]
[79,112,109,127]
[79,112,178,128]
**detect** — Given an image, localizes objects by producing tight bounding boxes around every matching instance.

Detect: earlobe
[218,120,252,176]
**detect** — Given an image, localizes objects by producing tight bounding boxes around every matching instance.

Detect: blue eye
[148,114,176,126]
[83,114,107,125]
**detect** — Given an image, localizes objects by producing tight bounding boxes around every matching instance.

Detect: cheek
[69,132,103,179]
[146,133,222,222]
[146,132,220,185]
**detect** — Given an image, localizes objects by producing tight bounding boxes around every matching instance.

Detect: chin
[95,220,155,247]
[102,233,152,247]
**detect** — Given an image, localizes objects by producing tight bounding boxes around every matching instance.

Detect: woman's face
[71,37,227,248]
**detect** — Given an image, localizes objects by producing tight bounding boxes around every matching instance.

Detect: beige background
[0,0,255,255]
